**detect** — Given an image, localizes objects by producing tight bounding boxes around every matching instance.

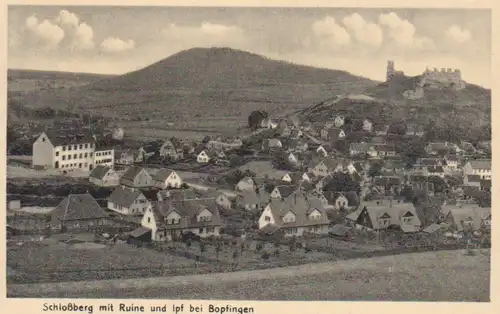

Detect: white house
[316,145,328,157]
[235,177,256,192]
[463,159,492,180]
[141,199,222,241]
[288,152,300,165]
[444,155,459,171]
[89,165,120,187]
[93,146,115,168]
[258,196,330,237]
[32,131,96,171]
[107,186,151,216]
[152,169,183,189]
[197,150,212,163]
[120,166,153,188]
[334,115,345,128]
[362,119,373,132]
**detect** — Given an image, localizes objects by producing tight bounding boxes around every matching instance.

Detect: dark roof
[480,179,491,188]
[275,185,297,198]
[44,130,94,147]
[108,186,144,207]
[330,224,352,236]
[467,175,481,183]
[164,189,201,201]
[428,166,444,173]
[374,176,401,186]
[155,198,223,229]
[353,162,364,173]
[153,168,175,181]
[141,189,159,201]
[89,165,112,180]
[52,194,108,221]
[121,166,148,182]
[95,140,115,151]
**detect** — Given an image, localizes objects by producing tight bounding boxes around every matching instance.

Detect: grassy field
[8,249,490,301]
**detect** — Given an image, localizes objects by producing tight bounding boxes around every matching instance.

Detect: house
[94,142,115,168]
[32,131,96,171]
[212,192,233,210]
[375,125,390,136]
[236,190,269,211]
[463,174,481,187]
[349,143,377,157]
[405,125,425,137]
[120,166,153,188]
[107,186,151,216]
[373,176,402,194]
[316,145,328,157]
[157,189,200,202]
[323,192,351,211]
[382,160,406,173]
[196,150,212,163]
[374,144,397,157]
[463,159,492,180]
[279,121,293,137]
[309,158,343,177]
[321,128,346,141]
[346,199,421,233]
[302,172,315,183]
[159,139,183,160]
[141,199,223,241]
[135,144,159,163]
[270,185,297,199]
[426,142,461,156]
[288,140,308,153]
[281,172,303,184]
[51,194,110,231]
[334,115,345,128]
[153,169,183,189]
[444,155,459,170]
[290,129,303,139]
[261,138,283,151]
[115,150,135,165]
[362,119,373,132]
[89,165,120,187]
[427,166,445,178]
[258,195,330,237]
[235,177,256,192]
[260,118,279,129]
[287,152,301,165]
[443,204,491,233]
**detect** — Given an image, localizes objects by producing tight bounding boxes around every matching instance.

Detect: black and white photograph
[5,3,492,302]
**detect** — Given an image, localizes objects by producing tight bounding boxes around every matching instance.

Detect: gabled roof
[427,166,444,173]
[89,165,112,180]
[273,185,298,198]
[266,193,330,228]
[42,130,95,147]
[52,193,108,221]
[156,198,223,229]
[121,166,149,182]
[346,200,420,230]
[108,186,144,207]
[468,159,491,170]
[162,189,200,201]
[418,158,442,166]
[447,205,491,231]
[153,168,175,181]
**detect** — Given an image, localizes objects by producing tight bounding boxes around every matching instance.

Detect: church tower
[386,60,395,81]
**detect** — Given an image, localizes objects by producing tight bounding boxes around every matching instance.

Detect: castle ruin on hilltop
[386,61,466,100]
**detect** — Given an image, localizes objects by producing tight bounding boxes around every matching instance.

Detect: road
[8,249,490,301]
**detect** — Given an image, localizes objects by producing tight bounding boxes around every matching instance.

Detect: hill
[297,74,491,138]
[10,47,378,134]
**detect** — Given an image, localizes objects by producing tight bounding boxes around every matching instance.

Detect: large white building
[463,159,492,180]
[32,131,114,171]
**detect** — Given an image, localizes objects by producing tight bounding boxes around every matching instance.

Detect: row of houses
[89,165,183,189]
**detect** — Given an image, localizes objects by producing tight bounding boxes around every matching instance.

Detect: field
[8,249,490,301]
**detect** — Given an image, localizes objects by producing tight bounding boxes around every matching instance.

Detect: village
[6,107,492,284]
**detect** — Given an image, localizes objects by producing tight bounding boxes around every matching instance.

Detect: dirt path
[8,249,490,300]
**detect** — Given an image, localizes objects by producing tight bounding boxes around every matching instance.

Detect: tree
[199,242,206,257]
[248,110,268,130]
[368,162,383,178]
[323,172,360,193]
[388,121,407,135]
[215,241,222,261]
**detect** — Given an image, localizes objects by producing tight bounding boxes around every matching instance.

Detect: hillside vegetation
[9,47,377,131]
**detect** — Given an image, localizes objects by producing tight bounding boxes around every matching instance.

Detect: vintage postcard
[2,0,496,313]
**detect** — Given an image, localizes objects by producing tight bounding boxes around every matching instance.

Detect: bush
[261,252,270,260]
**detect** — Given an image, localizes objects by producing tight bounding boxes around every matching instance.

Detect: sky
[7,6,492,87]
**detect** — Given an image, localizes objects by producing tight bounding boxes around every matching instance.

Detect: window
[147,217,151,223]
[73,145,77,150]
[68,146,72,151]
[84,153,88,158]
[90,152,93,157]
[79,153,83,159]
[207,227,214,233]
[55,152,59,157]
[79,144,83,149]
[42,137,45,142]
[62,146,66,151]
[199,227,204,234]
[85,144,88,149]
[62,156,66,161]
[265,216,271,222]
[68,155,72,160]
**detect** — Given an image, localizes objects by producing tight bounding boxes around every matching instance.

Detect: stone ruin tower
[386,60,404,81]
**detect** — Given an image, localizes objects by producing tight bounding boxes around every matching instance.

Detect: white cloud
[24,15,65,48]
[100,37,135,52]
[70,22,95,50]
[342,13,383,48]
[446,25,472,43]
[57,10,79,27]
[311,16,351,50]
[378,12,434,50]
